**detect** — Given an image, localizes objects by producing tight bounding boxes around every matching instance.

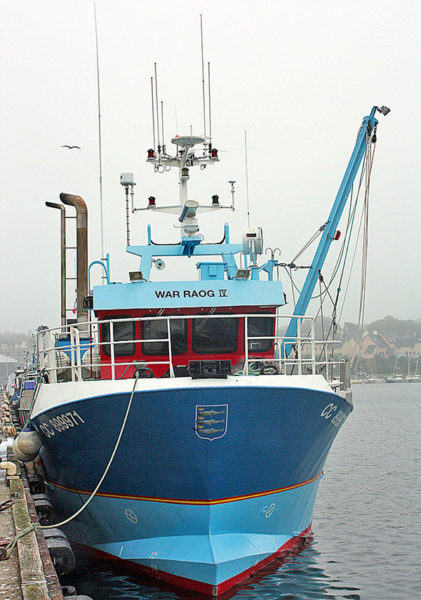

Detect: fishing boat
[19,95,389,596]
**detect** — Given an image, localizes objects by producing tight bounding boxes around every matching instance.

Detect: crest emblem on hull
[195,404,228,440]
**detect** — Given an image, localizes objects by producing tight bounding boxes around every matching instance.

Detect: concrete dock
[0,454,65,600]
[0,389,64,600]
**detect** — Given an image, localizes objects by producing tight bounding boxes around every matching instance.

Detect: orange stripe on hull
[47,471,322,505]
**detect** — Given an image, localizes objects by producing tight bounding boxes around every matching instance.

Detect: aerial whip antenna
[245,130,251,227]
[208,61,212,144]
[94,2,105,262]
[200,14,207,140]
[154,63,161,151]
[150,77,156,150]
[161,101,165,153]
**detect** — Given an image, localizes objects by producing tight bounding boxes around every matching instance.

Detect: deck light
[129,271,143,281]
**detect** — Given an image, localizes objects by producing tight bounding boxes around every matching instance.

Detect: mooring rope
[39,372,139,529]
[0,373,139,559]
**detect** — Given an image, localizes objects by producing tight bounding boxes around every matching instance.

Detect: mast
[282,106,389,356]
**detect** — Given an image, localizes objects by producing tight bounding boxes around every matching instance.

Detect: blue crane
[282,105,390,357]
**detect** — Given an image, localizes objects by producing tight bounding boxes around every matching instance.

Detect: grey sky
[1,0,420,332]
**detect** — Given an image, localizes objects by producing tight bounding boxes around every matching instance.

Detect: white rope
[337,207,366,325]
[38,373,139,530]
[351,137,376,368]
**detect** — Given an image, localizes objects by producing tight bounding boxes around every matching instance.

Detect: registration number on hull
[38,410,85,438]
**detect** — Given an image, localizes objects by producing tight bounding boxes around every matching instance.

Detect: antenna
[150,77,156,149]
[245,130,251,227]
[208,61,212,144]
[154,63,161,151]
[200,14,207,140]
[161,101,165,153]
[94,2,105,262]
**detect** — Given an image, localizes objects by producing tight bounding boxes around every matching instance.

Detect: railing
[36,313,349,388]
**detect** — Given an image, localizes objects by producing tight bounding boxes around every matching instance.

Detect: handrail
[36,313,348,387]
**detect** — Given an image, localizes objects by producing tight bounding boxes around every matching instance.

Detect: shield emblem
[195,404,228,441]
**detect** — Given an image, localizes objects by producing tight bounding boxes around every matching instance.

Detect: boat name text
[154,289,228,299]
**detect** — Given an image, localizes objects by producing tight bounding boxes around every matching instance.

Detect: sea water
[62,383,421,599]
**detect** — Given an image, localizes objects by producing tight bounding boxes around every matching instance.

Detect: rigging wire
[351,136,376,369]
[289,267,296,309]
[337,200,367,325]
[289,224,325,266]
[292,141,375,355]
[286,153,368,303]
[319,275,326,362]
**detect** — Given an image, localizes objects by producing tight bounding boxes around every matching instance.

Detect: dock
[0,389,65,600]
[0,455,65,599]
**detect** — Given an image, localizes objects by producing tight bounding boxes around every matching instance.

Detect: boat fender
[0,462,17,476]
[12,439,34,462]
[3,426,17,437]
[45,535,75,576]
[32,493,53,525]
[13,428,43,461]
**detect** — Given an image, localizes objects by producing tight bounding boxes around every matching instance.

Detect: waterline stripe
[46,472,322,506]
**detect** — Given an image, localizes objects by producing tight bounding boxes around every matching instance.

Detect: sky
[1,0,420,333]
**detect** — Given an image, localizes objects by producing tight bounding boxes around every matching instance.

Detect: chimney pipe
[45,202,66,327]
[60,193,88,326]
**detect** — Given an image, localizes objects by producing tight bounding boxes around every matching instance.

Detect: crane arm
[282,105,389,357]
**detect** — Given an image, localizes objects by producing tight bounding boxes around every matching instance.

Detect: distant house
[393,337,421,358]
[361,331,394,359]
[340,338,361,359]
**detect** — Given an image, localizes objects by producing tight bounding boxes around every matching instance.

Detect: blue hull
[32,382,351,594]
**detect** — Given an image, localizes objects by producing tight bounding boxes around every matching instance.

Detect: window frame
[140,316,188,356]
[245,313,275,353]
[192,315,239,355]
[101,315,136,358]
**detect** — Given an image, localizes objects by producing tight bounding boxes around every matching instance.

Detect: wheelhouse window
[102,316,136,357]
[141,318,187,355]
[246,316,274,352]
[192,316,239,354]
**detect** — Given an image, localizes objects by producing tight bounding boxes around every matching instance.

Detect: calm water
[62,383,421,599]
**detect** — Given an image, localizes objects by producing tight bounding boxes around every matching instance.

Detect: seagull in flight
[61,144,81,150]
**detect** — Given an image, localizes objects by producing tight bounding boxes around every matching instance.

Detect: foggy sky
[1,0,420,333]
